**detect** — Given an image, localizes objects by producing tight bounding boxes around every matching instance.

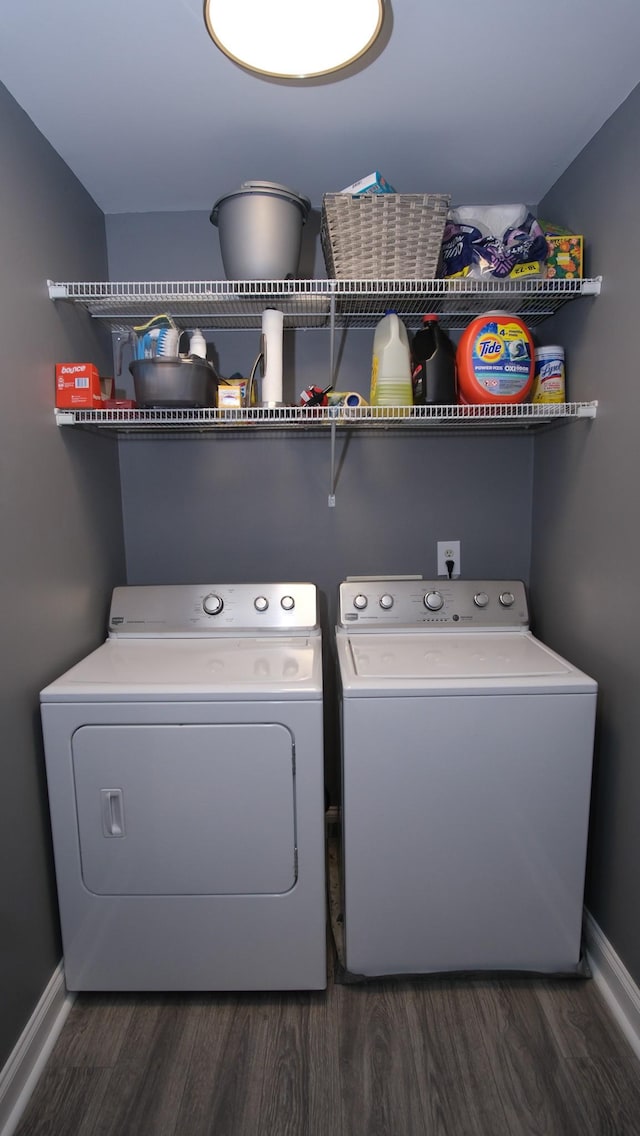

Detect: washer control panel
[338,579,529,629]
[109,583,319,636]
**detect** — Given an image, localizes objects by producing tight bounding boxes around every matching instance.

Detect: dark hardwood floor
[14,955,640,1136]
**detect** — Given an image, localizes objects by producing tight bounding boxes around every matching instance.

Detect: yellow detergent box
[217,378,256,408]
[544,231,584,279]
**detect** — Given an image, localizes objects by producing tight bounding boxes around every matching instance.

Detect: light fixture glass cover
[204,0,384,79]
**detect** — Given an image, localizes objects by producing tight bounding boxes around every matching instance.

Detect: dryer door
[72,723,296,895]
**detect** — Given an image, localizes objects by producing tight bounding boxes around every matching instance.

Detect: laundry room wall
[106,209,536,599]
[531,81,640,986]
[107,209,536,796]
[0,82,126,1071]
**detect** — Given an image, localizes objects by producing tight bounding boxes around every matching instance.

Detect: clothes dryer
[41,583,326,991]
[336,578,596,978]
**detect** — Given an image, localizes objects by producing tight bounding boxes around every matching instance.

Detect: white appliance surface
[41,636,321,701]
[336,578,597,978]
[40,583,326,992]
[339,630,592,694]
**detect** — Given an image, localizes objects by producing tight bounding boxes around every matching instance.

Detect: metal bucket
[130,358,218,408]
[210,180,311,280]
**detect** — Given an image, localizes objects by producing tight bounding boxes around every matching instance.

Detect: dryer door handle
[101,788,125,838]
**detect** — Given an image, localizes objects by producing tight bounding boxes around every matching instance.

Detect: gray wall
[7,69,636,1075]
[0,84,126,1068]
[107,212,535,795]
[532,83,640,984]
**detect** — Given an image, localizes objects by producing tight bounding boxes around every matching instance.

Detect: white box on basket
[339,172,396,195]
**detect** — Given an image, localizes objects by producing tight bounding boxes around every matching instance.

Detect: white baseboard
[0,962,75,1136]
[584,909,640,1061]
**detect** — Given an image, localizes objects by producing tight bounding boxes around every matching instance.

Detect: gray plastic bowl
[210,180,311,280]
[130,358,218,408]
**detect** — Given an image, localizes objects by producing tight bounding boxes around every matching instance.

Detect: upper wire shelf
[47,277,602,332]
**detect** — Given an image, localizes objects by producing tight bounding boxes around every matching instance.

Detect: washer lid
[338,631,596,695]
[41,636,323,702]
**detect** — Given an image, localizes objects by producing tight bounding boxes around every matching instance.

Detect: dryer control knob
[353,594,368,610]
[379,594,394,610]
[202,593,224,615]
[424,590,444,611]
[281,595,295,611]
[499,591,515,607]
[474,592,489,608]
[254,596,269,612]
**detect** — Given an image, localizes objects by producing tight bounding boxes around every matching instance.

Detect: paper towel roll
[261,308,284,406]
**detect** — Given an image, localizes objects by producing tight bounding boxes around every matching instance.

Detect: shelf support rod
[329,286,337,385]
[328,286,338,506]
[328,420,337,507]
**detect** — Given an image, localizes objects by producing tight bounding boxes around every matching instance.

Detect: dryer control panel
[109,583,319,636]
[338,579,529,629]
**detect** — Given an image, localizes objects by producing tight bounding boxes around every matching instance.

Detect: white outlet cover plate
[437,540,461,578]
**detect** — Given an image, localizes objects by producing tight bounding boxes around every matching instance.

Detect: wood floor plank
[335,979,427,1136]
[15,1067,112,1136]
[564,1054,640,1136]
[404,978,514,1136]
[48,994,136,1069]
[471,978,599,1136]
[175,993,279,1136]
[172,995,245,1136]
[255,994,314,1136]
[306,975,344,1136]
[87,995,200,1136]
[535,977,637,1063]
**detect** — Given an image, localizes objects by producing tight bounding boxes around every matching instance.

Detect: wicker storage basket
[321,192,450,279]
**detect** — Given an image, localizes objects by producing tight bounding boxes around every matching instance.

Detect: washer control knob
[281,595,295,611]
[424,590,444,611]
[474,592,489,608]
[499,591,515,607]
[254,596,269,612]
[379,594,394,610]
[202,593,224,616]
[353,594,368,610]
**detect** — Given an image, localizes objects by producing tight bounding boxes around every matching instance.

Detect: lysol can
[533,346,566,403]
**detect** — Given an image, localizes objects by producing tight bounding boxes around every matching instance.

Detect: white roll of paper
[261,308,284,406]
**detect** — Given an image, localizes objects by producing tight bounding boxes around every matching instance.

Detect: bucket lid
[211,180,311,225]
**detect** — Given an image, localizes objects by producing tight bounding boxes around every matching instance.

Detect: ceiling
[1,0,640,216]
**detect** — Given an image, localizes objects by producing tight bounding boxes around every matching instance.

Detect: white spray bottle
[189,329,207,359]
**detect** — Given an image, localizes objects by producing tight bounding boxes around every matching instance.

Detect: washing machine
[336,577,597,978]
[40,583,326,991]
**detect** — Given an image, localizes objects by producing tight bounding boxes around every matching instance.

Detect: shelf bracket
[47,279,69,299]
[581,276,602,296]
[577,400,598,418]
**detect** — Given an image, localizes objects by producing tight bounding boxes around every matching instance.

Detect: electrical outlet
[437,540,461,579]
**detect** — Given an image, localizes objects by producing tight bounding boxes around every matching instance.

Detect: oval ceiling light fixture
[204,0,384,80]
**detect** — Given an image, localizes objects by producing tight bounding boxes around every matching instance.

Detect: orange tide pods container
[456,311,534,405]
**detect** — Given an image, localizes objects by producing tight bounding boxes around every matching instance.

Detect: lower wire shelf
[55,401,598,509]
[55,401,598,434]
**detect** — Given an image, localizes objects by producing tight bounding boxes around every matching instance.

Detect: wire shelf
[48,277,602,332]
[55,402,598,434]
